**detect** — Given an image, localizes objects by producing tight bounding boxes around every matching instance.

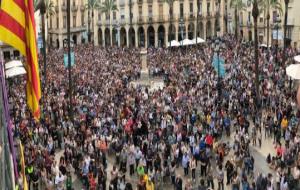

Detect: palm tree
[252,0,260,109]
[259,0,282,58]
[100,0,118,46]
[86,0,100,43]
[283,0,289,65]
[230,0,246,40]
[164,0,177,46]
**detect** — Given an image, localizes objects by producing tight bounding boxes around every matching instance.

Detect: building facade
[49,0,228,48]
[48,0,87,48]
[233,0,300,48]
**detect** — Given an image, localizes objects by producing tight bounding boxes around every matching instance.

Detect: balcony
[80,5,85,11]
[61,4,67,11]
[148,15,154,23]
[97,20,102,26]
[120,17,127,24]
[206,12,211,18]
[158,15,165,22]
[287,18,294,26]
[137,16,144,23]
[55,5,59,12]
[71,5,78,12]
[189,13,195,20]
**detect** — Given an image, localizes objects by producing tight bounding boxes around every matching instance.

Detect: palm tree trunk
[253,0,259,108]
[235,8,238,40]
[92,9,94,45]
[266,15,270,59]
[88,8,91,42]
[283,0,289,65]
[196,0,199,43]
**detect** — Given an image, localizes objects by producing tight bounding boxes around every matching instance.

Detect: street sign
[64,52,75,68]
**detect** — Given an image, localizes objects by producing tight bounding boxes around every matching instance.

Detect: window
[72,0,75,6]
[73,15,76,27]
[50,17,52,29]
[199,2,202,16]
[248,12,251,22]
[81,12,85,26]
[13,50,20,58]
[3,51,10,60]
[106,13,109,20]
[287,26,292,39]
[159,4,163,16]
[138,5,142,16]
[180,3,183,18]
[113,11,116,20]
[207,2,210,16]
[63,16,66,28]
[189,3,193,14]
[98,12,101,20]
[148,5,152,17]
[120,7,125,19]
[260,17,263,23]
[56,15,59,28]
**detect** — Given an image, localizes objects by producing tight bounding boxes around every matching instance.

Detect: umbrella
[167,40,180,47]
[191,37,205,44]
[5,66,26,78]
[180,39,193,46]
[294,55,300,63]
[286,64,300,80]
[5,60,23,70]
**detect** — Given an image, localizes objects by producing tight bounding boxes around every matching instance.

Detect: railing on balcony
[158,15,164,22]
[138,16,144,23]
[97,20,102,26]
[55,5,59,12]
[61,4,67,11]
[148,15,154,23]
[80,5,85,11]
[71,5,78,12]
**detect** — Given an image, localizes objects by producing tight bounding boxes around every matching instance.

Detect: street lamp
[211,38,225,108]
[274,15,281,66]
[113,21,120,46]
[179,18,184,46]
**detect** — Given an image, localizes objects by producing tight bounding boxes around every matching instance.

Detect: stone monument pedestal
[131,49,164,91]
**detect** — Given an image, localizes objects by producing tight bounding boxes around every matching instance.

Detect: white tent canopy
[5,66,26,78]
[259,44,271,48]
[294,55,300,63]
[180,39,193,46]
[191,37,205,44]
[5,60,23,70]
[167,40,180,47]
[286,64,300,80]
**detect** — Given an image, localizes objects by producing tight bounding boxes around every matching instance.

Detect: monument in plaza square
[131,48,164,91]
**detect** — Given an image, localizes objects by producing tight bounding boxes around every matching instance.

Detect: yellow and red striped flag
[0,0,41,119]
[19,142,28,190]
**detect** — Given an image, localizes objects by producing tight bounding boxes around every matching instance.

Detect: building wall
[229,0,300,48]
[50,0,227,48]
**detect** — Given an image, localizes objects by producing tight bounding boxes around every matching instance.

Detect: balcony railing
[148,15,154,23]
[80,5,85,11]
[61,5,67,11]
[55,5,59,12]
[158,15,164,22]
[71,5,78,12]
[138,16,144,23]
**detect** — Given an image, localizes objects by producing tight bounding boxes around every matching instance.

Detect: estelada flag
[0,0,41,119]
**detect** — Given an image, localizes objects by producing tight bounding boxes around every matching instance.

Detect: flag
[19,142,28,190]
[0,0,41,119]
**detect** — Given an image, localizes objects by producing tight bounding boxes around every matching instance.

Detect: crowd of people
[8,35,300,190]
